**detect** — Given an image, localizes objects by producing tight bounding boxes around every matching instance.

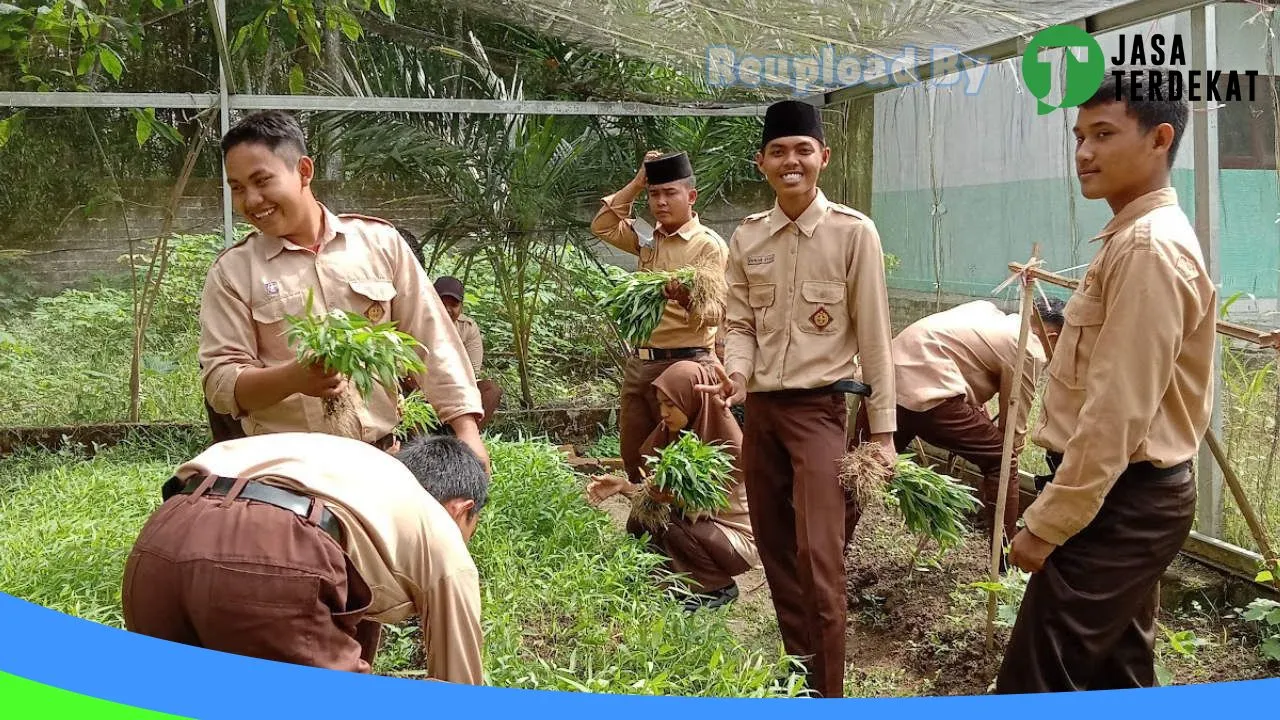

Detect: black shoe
[682,582,739,612]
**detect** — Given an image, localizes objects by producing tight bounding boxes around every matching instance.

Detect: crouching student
[122,432,488,684]
[587,361,759,611]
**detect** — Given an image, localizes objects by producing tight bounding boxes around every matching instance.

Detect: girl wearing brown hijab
[587,361,758,611]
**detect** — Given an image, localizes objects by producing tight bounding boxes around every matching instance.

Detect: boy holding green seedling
[198,110,488,471]
[700,100,897,699]
[853,297,1064,549]
[996,71,1216,693]
[591,150,729,487]
[125,433,488,683]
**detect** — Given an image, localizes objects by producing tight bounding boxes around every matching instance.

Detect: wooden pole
[1204,428,1279,581]
[986,249,1039,650]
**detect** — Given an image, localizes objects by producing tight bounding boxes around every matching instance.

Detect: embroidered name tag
[747,253,775,266]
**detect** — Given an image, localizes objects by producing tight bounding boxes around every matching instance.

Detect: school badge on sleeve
[810,306,832,329]
[365,302,385,323]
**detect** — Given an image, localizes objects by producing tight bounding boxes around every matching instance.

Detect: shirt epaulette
[210,234,253,267]
[742,210,770,223]
[829,203,870,222]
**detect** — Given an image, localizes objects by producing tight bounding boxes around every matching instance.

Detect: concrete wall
[869,6,1279,326]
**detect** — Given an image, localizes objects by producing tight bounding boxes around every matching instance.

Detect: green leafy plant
[969,567,1030,628]
[633,431,736,531]
[396,390,441,440]
[841,447,981,561]
[1239,597,1280,661]
[1154,624,1209,686]
[597,265,723,347]
[283,290,426,431]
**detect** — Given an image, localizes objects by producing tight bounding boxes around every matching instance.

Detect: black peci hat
[760,100,824,149]
[644,151,694,185]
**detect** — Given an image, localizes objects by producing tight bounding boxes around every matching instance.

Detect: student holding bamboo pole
[996,71,1218,693]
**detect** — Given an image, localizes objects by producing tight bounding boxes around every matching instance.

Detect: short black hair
[397,226,424,268]
[1080,68,1189,168]
[1034,295,1067,330]
[396,435,489,518]
[220,110,307,162]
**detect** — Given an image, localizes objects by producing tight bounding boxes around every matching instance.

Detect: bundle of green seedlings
[632,430,736,532]
[284,290,426,440]
[597,264,725,347]
[395,390,441,440]
[839,444,982,555]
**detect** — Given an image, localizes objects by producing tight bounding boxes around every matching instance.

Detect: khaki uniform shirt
[174,432,484,685]
[893,300,1046,447]
[590,195,728,350]
[1025,188,1217,546]
[199,205,483,441]
[455,314,484,376]
[722,190,897,434]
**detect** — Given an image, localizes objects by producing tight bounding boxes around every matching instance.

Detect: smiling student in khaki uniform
[702,100,897,699]
[198,110,489,471]
[590,151,729,487]
[996,71,1217,693]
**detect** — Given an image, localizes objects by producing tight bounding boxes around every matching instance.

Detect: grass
[0,429,803,697]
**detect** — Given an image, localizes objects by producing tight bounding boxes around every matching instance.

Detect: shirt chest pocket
[344,279,398,325]
[1049,291,1105,390]
[748,283,777,334]
[250,291,308,358]
[797,280,845,336]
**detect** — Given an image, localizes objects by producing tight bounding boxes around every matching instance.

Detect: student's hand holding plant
[645,481,675,505]
[288,357,347,400]
[662,277,693,309]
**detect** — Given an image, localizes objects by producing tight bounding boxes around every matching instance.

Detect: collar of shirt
[1090,187,1179,243]
[765,189,829,238]
[656,213,703,241]
[261,203,350,260]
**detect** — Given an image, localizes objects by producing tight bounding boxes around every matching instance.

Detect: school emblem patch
[366,302,385,323]
[810,306,832,329]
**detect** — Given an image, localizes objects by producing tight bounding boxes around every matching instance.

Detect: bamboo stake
[986,248,1039,650]
[1205,428,1279,584]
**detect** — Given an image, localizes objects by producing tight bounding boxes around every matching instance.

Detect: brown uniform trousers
[625,514,751,594]
[619,352,719,484]
[996,460,1196,692]
[122,477,382,671]
[744,388,861,699]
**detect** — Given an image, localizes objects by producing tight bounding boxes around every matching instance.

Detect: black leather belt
[1039,451,1191,489]
[757,379,873,399]
[634,347,710,361]
[172,475,342,543]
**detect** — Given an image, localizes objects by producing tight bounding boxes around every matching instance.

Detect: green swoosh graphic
[0,671,192,719]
